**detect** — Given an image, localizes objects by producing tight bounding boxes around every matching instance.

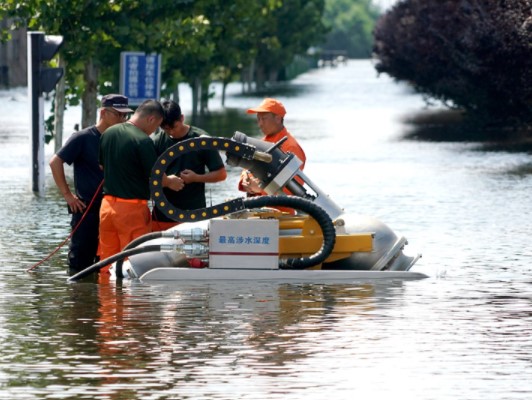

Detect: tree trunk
[190,77,199,123]
[242,59,256,93]
[173,83,180,104]
[199,79,210,116]
[53,56,67,153]
[221,80,227,107]
[82,59,99,129]
[255,63,266,90]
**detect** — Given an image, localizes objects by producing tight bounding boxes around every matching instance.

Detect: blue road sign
[119,52,162,106]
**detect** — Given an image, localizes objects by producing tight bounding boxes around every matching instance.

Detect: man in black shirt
[49,94,133,271]
[151,100,227,231]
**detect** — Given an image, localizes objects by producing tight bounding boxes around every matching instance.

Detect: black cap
[101,94,133,113]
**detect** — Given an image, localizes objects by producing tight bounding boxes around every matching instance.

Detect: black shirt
[151,127,225,221]
[56,125,103,211]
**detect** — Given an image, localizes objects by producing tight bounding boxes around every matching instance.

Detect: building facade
[0,21,27,88]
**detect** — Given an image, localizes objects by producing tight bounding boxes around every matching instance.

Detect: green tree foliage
[322,0,380,58]
[373,0,532,124]
[157,0,269,116]
[1,0,203,123]
[252,0,328,88]
[0,0,330,123]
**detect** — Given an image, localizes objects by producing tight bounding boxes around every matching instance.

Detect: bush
[373,0,532,125]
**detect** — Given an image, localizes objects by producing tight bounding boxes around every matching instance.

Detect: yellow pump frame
[253,211,374,268]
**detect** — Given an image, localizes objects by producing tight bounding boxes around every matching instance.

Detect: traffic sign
[119,52,162,106]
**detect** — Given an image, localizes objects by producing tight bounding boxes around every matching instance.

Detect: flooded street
[0,60,531,399]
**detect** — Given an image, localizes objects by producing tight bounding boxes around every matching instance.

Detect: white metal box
[209,218,279,269]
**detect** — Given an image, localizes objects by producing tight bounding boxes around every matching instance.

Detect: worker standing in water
[239,97,306,196]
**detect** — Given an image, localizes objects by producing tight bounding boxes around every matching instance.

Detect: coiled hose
[243,196,336,269]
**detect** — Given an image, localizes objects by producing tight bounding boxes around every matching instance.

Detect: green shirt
[99,122,157,200]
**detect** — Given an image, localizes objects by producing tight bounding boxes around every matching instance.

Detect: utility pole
[27,31,63,195]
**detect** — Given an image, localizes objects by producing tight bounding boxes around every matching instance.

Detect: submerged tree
[373,0,532,125]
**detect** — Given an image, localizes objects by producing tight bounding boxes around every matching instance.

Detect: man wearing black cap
[49,94,133,272]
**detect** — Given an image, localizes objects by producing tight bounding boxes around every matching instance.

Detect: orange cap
[246,98,286,117]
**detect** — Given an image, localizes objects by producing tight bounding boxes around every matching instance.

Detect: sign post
[119,52,162,106]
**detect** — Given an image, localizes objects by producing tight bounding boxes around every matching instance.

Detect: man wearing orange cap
[238,98,306,196]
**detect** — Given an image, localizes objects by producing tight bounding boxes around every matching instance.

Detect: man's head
[101,94,133,123]
[130,99,164,135]
[160,100,185,138]
[247,98,286,117]
[246,98,286,136]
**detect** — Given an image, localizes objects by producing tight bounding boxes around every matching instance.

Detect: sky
[373,0,398,10]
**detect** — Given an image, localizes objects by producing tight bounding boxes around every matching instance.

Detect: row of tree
[323,0,380,58]
[0,0,381,136]
[373,0,532,127]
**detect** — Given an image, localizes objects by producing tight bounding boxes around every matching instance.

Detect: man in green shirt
[98,99,183,274]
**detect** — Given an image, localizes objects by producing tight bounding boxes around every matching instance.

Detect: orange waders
[98,195,151,275]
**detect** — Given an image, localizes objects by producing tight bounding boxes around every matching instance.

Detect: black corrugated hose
[114,231,166,278]
[67,245,162,282]
[243,196,336,269]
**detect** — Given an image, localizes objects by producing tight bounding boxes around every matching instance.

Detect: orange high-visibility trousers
[99,195,151,274]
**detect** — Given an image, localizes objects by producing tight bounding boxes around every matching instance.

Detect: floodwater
[0,60,531,399]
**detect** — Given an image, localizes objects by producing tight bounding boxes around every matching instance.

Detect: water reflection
[3,271,530,399]
[1,61,532,399]
[194,108,259,139]
[0,278,392,397]
[31,280,408,399]
[402,109,532,153]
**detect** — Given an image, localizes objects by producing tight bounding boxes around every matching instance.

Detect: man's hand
[241,171,262,194]
[65,193,86,214]
[180,169,199,184]
[163,174,185,192]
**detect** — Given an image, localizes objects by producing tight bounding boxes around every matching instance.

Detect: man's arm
[180,167,227,184]
[49,154,86,213]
